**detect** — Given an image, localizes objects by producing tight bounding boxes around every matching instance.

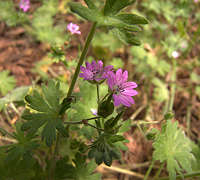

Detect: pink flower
[107,69,138,107]
[79,60,113,83]
[19,0,30,12]
[67,23,81,35]
[194,0,198,3]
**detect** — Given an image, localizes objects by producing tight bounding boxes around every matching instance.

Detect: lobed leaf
[112,28,141,45]
[115,13,148,25]
[104,0,136,15]
[0,70,16,96]
[153,120,195,180]
[22,80,69,146]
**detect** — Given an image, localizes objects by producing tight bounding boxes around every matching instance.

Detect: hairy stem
[67,22,97,97]
[49,22,97,180]
[168,59,176,112]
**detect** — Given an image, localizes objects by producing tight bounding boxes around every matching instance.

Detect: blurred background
[0,0,200,179]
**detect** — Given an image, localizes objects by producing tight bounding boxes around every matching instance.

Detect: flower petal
[122,70,128,83]
[121,82,138,89]
[118,95,132,107]
[121,89,138,96]
[113,94,121,106]
[116,69,123,83]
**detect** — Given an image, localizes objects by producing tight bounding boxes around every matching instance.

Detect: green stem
[144,160,155,180]
[96,84,100,104]
[168,59,176,112]
[67,22,97,98]
[154,162,164,179]
[64,117,101,124]
[49,22,97,180]
[159,171,200,180]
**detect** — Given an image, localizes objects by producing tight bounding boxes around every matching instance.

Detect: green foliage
[92,31,122,52]
[22,80,69,146]
[153,120,195,180]
[0,70,16,96]
[110,58,124,70]
[69,0,147,45]
[130,46,171,77]
[104,0,136,15]
[31,0,68,45]
[0,0,28,26]
[0,123,39,180]
[55,154,101,180]
[0,86,29,111]
[88,133,123,166]
[152,77,169,102]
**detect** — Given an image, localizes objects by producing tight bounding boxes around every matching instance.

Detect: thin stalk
[144,160,155,180]
[49,22,97,180]
[186,103,192,137]
[64,116,101,124]
[159,171,200,180]
[168,60,176,112]
[96,84,100,104]
[154,162,164,179]
[67,22,97,98]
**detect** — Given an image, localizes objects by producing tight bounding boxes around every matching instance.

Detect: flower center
[113,85,124,95]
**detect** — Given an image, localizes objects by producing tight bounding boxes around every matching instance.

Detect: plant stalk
[168,59,176,112]
[159,171,200,180]
[49,22,97,180]
[144,160,155,180]
[67,22,97,98]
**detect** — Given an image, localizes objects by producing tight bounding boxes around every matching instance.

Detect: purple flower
[67,23,81,35]
[107,69,138,107]
[79,60,113,83]
[19,0,30,12]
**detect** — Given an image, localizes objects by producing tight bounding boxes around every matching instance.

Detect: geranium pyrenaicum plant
[107,69,138,107]
[19,0,30,12]
[67,22,81,35]
[79,60,113,83]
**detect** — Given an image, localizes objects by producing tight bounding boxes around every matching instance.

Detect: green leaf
[115,13,148,25]
[0,70,16,95]
[99,16,141,32]
[108,135,125,143]
[112,28,141,45]
[153,120,195,180]
[69,3,141,32]
[0,0,28,26]
[69,2,99,22]
[0,86,29,111]
[22,80,68,146]
[152,77,169,102]
[84,0,97,9]
[104,0,136,15]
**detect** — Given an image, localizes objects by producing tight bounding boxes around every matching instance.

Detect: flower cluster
[80,61,138,107]
[19,0,30,12]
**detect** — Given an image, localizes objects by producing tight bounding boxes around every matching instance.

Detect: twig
[10,102,20,116]
[130,104,146,120]
[101,164,145,179]
[0,135,17,143]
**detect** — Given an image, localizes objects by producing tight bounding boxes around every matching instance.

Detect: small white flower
[172,51,180,59]
[90,108,97,116]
